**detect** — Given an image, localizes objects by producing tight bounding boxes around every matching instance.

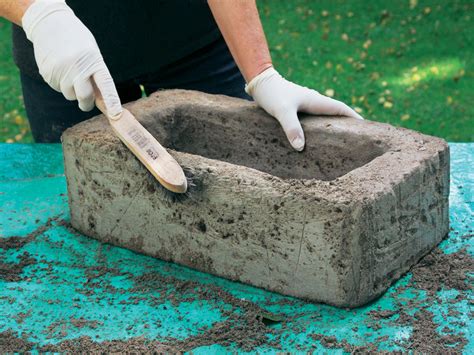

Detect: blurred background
[0,0,472,143]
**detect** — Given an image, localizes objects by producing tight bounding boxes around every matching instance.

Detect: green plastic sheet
[0,143,472,352]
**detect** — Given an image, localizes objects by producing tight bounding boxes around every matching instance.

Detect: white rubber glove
[22,0,121,116]
[245,67,364,151]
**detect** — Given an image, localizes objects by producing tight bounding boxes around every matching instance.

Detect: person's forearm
[0,0,34,25]
[208,0,272,82]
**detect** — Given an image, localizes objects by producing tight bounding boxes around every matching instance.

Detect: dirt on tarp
[0,251,36,282]
[409,247,473,294]
[110,272,284,352]
[69,317,101,330]
[0,331,34,352]
[6,296,284,353]
[309,333,378,353]
[0,214,85,252]
[408,309,467,353]
[38,313,280,353]
[0,217,58,251]
[366,246,472,353]
[0,216,472,353]
[0,216,62,282]
[0,228,286,352]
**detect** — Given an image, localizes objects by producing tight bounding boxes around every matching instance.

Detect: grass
[0,20,31,143]
[1,0,473,142]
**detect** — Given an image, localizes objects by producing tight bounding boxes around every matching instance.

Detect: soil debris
[130,272,284,351]
[367,309,397,320]
[0,330,34,352]
[70,317,101,329]
[309,333,377,353]
[0,216,66,282]
[0,216,58,251]
[0,251,36,281]
[368,246,472,353]
[409,247,473,294]
[1,217,471,353]
[407,309,467,353]
[36,309,280,353]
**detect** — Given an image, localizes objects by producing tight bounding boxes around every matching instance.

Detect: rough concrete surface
[62,90,449,307]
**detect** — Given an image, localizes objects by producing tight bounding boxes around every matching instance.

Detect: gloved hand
[22,0,121,117]
[245,67,364,151]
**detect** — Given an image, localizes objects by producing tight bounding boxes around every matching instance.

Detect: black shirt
[12,0,222,83]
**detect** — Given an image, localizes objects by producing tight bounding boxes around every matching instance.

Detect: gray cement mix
[61,90,449,307]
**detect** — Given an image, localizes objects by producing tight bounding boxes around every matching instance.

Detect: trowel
[92,79,188,194]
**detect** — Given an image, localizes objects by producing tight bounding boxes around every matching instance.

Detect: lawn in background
[0,20,31,143]
[260,0,473,141]
[0,0,473,143]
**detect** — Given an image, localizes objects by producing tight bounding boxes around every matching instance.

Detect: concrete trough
[62,90,449,307]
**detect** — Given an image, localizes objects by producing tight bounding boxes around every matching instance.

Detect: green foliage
[0,20,32,142]
[259,0,473,141]
[0,0,473,142]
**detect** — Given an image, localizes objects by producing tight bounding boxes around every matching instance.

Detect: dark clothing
[12,0,251,143]
[12,0,222,83]
[21,36,250,143]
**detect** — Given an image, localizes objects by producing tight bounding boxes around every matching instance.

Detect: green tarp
[0,143,472,353]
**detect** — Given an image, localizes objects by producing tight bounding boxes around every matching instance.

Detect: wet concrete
[62,90,449,307]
